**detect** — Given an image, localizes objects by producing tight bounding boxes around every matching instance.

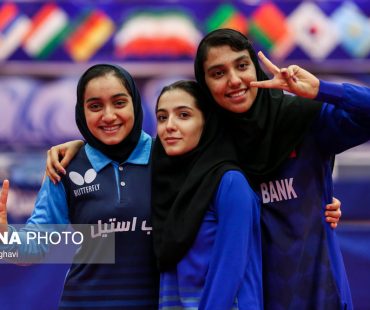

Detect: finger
[50,147,66,175]
[250,80,277,89]
[325,216,339,224]
[46,151,60,184]
[280,67,298,85]
[332,197,341,208]
[325,210,341,219]
[60,153,73,170]
[326,197,341,210]
[330,222,338,229]
[0,180,9,207]
[0,180,9,228]
[257,51,280,75]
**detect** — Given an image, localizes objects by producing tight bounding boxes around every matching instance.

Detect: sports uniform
[256,81,370,310]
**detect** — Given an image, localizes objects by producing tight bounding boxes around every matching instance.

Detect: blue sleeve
[199,170,262,309]
[3,177,70,263]
[316,80,370,117]
[313,81,370,154]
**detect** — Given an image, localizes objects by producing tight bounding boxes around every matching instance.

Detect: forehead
[85,74,129,94]
[204,45,252,67]
[157,89,197,110]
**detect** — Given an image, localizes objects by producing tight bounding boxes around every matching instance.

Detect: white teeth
[102,125,120,132]
[229,90,246,98]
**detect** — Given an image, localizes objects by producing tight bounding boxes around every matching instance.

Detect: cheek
[84,111,96,129]
[156,124,165,141]
[191,122,204,146]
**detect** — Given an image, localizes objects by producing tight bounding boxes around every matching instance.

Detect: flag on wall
[0,3,30,60]
[249,3,294,59]
[288,2,339,60]
[64,9,115,62]
[22,3,69,59]
[114,11,201,58]
[205,4,248,34]
[332,2,370,58]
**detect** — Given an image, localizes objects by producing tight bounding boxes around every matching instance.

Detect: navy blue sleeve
[199,170,262,309]
[313,80,370,154]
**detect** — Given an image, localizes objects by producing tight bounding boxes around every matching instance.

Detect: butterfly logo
[69,169,97,186]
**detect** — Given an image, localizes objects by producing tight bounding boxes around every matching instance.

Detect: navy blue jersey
[5,132,159,309]
[252,82,370,310]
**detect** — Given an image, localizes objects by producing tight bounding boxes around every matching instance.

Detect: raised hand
[0,180,9,234]
[250,51,320,99]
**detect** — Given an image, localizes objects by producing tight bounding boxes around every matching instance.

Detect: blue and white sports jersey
[253,82,370,310]
[7,131,159,309]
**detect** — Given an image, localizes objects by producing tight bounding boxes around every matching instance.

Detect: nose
[165,115,177,132]
[102,106,117,122]
[228,70,241,88]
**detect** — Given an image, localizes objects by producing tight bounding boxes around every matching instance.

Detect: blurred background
[0,0,369,309]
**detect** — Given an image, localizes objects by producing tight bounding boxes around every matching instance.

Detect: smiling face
[156,88,205,156]
[84,73,134,145]
[203,45,258,114]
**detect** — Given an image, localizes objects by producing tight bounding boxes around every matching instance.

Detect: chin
[164,148,183,156]
[101,138,122,145]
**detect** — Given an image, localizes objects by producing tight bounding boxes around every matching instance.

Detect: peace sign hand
[250,51,320,99]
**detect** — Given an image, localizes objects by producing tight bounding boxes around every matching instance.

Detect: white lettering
[261,183,270,203]
[0,232,21,245]
[260,178,298,204]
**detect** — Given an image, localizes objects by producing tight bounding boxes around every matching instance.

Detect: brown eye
[179,112,190,119]
[87,102,102,111]
[156,114,167,122]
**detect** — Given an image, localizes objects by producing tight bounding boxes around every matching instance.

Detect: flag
[249,3,295,60]
[0,3,30,60]
[22,3,69,59]
[288,2,339,60]
[332,2,370,58]
[205,4,248,34]
[114,11,201,58]
[64,10,115,62]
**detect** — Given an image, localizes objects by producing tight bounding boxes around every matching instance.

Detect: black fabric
[75,64,143,163]
[152,106,241,271]
[194,29,323,176]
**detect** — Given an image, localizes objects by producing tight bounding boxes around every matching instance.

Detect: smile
[100,125,121,132]
[226,89,247,98]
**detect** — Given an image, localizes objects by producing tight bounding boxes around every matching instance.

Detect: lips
[226,88,247,99]
[99,124,122,133]
[164,137,181,144]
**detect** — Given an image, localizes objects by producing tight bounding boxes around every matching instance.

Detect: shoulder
[217,170,255,199]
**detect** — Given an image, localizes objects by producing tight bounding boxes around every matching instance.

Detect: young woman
[152,80,262,309]
[194,28,370,310]
[0,64,159,309]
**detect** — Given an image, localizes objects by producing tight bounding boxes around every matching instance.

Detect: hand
[325,197,342,229]
[0,180,9,234]
[250,51,320,99]
[46,140,84,184]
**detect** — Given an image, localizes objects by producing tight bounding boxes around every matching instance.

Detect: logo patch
[69,169,100,197]
[69,169,97,185]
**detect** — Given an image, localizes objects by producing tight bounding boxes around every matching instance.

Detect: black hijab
[75,64,143,163]
[151,80,241,271]
[194,29,323,176]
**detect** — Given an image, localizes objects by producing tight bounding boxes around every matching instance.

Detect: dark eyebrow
[206,55,251,73]
[156,105,194,113]
[85,93,129,103]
